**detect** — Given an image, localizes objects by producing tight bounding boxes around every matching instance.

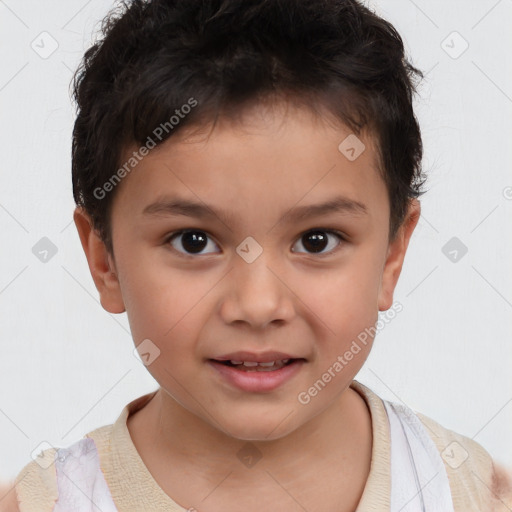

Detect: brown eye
[291,230,344,255]
[168,230,220,256]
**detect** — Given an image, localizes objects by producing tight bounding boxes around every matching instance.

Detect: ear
[73,207,126,314]
[378,199,421,311]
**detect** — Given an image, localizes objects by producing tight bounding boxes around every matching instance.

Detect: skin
[74,101,420,512]
[0,483,19,512]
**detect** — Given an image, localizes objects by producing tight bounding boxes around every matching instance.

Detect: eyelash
[163,228,347,259]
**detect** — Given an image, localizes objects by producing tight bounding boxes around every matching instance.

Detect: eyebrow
[142,195,368,226]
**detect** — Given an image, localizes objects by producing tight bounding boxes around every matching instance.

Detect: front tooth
[230,360,243,365]
[258,361,276,367]
[242,361,259,367]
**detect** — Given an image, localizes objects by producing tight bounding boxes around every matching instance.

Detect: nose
[219,250,295,330]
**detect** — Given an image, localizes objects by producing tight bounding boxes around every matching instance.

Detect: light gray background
[1,0,511,481]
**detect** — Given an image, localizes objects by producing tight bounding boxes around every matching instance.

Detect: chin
[217,412,300,442]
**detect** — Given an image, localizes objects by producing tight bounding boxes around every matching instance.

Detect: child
[7,0,512,511]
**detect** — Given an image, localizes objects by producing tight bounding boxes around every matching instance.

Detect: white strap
[52,437,119,512]
[383,400,455,512]
[51,402,454,512]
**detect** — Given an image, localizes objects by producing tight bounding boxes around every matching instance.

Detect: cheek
[119,266,216,366]
[290,256,382,356]
[297,255,381,319]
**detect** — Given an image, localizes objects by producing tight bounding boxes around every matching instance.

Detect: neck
[127,383,373,510]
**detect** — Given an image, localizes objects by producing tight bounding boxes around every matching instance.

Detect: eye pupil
[170,229,341,258]
[303,231,328,253]
[181,231,207,253]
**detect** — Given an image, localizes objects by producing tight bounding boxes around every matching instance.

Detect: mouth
[210,358,300,371]
[208,358,306,392]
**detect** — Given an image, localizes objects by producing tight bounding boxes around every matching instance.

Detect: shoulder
[0,481,21,512]
[11,446,58,512]
[416,411,512,511]
[11,424,114,512]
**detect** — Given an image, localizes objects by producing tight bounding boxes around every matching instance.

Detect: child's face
[75,102,419,440]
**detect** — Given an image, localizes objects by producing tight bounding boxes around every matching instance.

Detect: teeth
[228,359,292,367]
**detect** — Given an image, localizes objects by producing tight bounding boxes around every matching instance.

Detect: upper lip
[211,351,304,363]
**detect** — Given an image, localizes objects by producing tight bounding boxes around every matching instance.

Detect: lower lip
[208,359,305,392]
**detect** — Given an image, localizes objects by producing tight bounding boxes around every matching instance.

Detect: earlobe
[73,207,126,314]
[378,199,421,311]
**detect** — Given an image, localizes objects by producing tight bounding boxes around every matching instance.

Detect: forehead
[112,103,388,229]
